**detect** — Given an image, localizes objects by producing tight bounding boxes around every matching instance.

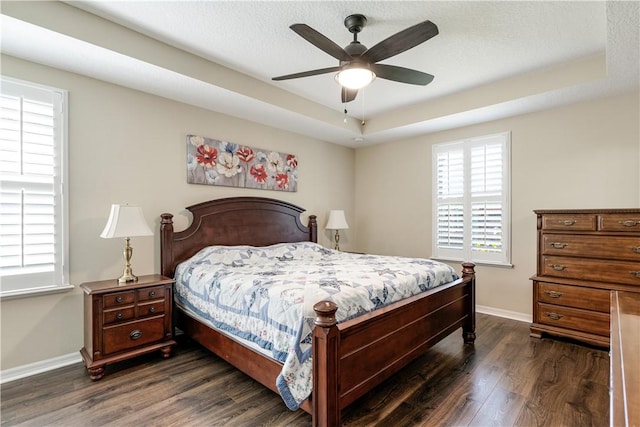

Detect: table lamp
[326,210,349,251]
[100,204,153,283]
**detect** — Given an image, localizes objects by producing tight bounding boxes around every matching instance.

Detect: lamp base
[118,237,138,284]
[117,272,138,284]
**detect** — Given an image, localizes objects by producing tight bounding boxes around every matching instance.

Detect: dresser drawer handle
[149,306,156,313]
[130,329,143,340]
[544,290,563,298]
[149,291,156,298]
[116,312,124,320]
[115,296,123,303]
[618,220,639,227]
[545,312,564,321]
[631,271,640,279]
[550,242,568,249]
[633,246,640,254]
[559,220,576,226]
[549,264,567,271]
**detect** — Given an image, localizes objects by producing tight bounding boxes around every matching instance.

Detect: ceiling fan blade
[371,64,434,85]
[341,87,358,103]
[272,66,341,81]
[361,20,438,64]
[290,24,352,62]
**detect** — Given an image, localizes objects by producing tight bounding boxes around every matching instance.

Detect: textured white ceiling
[1,1,638,146]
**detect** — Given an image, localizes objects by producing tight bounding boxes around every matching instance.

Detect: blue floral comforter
[174,242,458,410]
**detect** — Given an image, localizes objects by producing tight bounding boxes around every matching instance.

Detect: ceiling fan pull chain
[344,108,348,124]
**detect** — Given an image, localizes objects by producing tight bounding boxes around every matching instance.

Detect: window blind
[432,133,511,266]
[0,78,68,296]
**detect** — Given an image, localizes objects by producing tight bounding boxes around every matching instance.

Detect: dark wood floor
[1,314,609,427]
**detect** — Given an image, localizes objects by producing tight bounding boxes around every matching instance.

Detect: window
[0,77,70,297]
[432,132,511,266]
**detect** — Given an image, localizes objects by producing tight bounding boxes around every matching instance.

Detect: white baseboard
[477,304,532,323]
[0,352,82,384]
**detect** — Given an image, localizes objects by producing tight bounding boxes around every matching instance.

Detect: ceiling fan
[272,14,439,103]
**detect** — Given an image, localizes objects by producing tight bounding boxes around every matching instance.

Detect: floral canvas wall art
[187,135,298,192]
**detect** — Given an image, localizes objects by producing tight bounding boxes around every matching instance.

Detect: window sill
[431,257,514,269]
[0,283,75,301]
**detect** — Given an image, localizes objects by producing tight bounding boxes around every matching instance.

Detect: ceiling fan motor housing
[344,14,367,34]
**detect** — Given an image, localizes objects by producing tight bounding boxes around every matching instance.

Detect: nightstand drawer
[103,306,135,325]
[537,303,609,336]
[103,291,135,308]
[538,282,609,312]
[103,316,165,355]
[137,286,165,301]
[138,301,165,317]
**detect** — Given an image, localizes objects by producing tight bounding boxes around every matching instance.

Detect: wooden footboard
[312,263,476,427]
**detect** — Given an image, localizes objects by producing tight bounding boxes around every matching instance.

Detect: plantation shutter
[0,78,68,296]
[432,133,511,266]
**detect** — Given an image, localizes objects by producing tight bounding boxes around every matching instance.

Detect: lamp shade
[326,210,349,230]
[100,205,153,238]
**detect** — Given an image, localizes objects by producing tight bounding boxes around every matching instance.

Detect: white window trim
[0,77,71,299]
[431,132,512,268]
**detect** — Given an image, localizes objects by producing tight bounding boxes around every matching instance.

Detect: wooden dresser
[530,209,640,347]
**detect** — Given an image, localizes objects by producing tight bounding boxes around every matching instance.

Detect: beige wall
[355,91,640,317]
[0,55,355,370]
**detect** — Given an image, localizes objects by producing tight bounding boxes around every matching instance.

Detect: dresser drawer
[542,234,640,261]
[599,214,640,232]
[103,306,135,325]
[103,291,135,308]
[137,301,165,318]
[137,286,165,302]
[542,214,597,231]
[103,316,165,355]
[543,256,640,286]
[538,282,610,312]
[537,302,609,336]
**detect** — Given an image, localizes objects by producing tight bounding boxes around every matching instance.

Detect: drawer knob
[116,296,123,303]
[116,312,124,320]
[149,291,156,297]
[130,329,143,340]
[631,271,640,279]
[149,306,156,313]
[550,242,568,249]
[545,312,564,320]
[618,220,639,227]
[549,264,567,271]
[545,290,563,298]
[559,220,576,226]
[632,246,640,254]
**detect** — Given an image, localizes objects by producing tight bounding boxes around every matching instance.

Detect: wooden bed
[160,196,476,426]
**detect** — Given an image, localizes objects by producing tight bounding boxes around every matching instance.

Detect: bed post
[308,215,318,243]
[160,213,174,277]
[312,300,340,427]
[461,262,476,344]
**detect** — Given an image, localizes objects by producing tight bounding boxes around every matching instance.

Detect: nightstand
[79,274,176,380]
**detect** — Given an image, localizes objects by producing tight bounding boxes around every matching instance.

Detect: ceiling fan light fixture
[335,67,376,89]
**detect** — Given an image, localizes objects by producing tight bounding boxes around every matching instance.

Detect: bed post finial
[312,300,340,427]
[160,213,174,278]
[461,262,476,278]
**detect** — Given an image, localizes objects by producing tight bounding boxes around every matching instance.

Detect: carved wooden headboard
[160,197,317,277]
